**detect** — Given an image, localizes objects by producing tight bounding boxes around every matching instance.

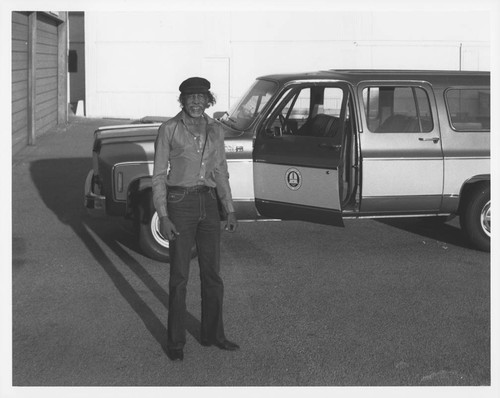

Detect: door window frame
[357,81,439,136]
[257,80,353,142]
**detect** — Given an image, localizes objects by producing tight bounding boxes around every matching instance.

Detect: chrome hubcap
[151,212,170,249]
[480,200,491,237]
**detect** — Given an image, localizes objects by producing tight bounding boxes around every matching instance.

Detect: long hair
[178,91,217,108]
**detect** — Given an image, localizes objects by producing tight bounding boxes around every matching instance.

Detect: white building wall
[85,10,490,119]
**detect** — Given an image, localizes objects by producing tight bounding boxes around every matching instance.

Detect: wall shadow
[27,158,202,353]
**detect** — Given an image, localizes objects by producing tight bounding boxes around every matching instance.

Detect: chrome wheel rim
[151,211,170,249]
[480,200,491,237]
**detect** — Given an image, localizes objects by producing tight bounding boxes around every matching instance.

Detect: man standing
[152,77,239,361]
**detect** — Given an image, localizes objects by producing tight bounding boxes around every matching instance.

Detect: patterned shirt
[152,110,235,217]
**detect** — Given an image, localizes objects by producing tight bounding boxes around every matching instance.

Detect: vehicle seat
[376,114,419,132]
[298,114,340,137]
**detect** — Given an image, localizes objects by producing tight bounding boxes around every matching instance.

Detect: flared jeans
[166,187,225,349]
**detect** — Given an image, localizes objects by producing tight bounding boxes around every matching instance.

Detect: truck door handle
[319,143,341,150]
[419,137,440,143]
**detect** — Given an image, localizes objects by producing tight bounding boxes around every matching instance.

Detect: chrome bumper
[84,170,106,217]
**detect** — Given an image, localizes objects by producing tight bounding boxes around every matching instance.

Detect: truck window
[221,79,278,131]
[362,86,433,133]
[445,88,490,131]
[281,87,311,132]
[264,86,345,139]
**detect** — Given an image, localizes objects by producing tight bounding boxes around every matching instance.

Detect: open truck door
[253,82,353,226]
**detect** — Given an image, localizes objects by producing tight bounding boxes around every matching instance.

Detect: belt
[168,185,211,193]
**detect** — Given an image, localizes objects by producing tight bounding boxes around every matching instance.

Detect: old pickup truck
[84,69,490,262]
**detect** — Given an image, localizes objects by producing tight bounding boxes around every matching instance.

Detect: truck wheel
[139,210,171,262]
[460,184,490,252]
[136,192,197,262]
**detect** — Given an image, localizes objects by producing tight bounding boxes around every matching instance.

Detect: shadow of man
[28,157,202,354]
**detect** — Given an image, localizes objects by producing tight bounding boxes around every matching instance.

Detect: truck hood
[93,124,161,152]
[92,119,253,161]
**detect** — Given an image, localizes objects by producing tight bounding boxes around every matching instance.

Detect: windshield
[219,79,278,131]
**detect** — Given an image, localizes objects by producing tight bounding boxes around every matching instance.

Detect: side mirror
[213,111,226,120]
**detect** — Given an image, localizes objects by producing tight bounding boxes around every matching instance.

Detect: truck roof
[258,69,490,88]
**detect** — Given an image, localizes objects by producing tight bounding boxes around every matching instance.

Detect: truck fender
[458,174,490,213]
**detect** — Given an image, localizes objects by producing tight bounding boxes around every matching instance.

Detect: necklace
[183,119,207,152]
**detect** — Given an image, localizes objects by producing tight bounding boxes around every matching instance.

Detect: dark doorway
[68,12,85,115]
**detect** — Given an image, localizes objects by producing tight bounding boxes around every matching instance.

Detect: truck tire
[460,184,490,252]
[136,191,196,262]
[139,209,172,262]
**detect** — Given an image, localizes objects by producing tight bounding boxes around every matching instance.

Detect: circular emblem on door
[285,168,302,190]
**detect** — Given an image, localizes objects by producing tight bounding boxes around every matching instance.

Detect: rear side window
[445,89,490,131]
[362,86,433,133]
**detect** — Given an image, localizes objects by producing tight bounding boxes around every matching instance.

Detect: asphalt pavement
[8,116,494,397]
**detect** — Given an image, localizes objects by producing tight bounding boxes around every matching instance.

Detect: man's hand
[159,216,179,240]
[225,212,238,232]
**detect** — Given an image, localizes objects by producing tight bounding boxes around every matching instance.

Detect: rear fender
[458,175,490,214]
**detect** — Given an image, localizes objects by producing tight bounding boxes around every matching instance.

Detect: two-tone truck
[85,69,490,261]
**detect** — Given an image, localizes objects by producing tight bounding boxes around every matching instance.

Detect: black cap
[179,77,211,94]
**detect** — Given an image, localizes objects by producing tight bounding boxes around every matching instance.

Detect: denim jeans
[166,187,225,349]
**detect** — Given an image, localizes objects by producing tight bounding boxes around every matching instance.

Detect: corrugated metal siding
[12,12,64,154]
[35,13,58,136]
[11,11,29,150]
